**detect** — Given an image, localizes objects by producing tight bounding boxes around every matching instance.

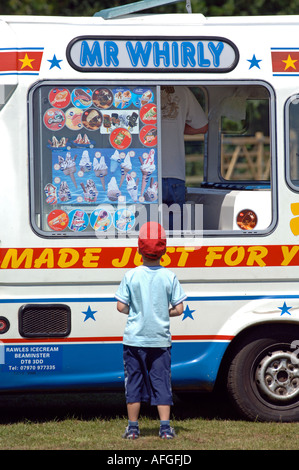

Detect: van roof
[2,14,299,26]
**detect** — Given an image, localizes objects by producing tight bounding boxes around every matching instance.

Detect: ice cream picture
[72,88,92,108]
[92,88,113,109]
[140,90,153,106]
[92,209,112,231]
[44,183,57,205]
[115,209,133,231]
[80,179,98,202]
[73,133,91,146]
[107,177,121,201]
[49,88,70,108]
[69,210,87,232]
[48,136,68,148]
[120,152,132,188]
[58,152,78,188]
[93,155,108,190]
[79,150,92,172]
[65,107,83,130]
[126,173,139,202]
[144,177,158,202]
[139,149,156,195]
[110,150,121,173]
[103,114,111,132]
[82,108,102,130]
[114,89,132,109]
[58,181,71,202]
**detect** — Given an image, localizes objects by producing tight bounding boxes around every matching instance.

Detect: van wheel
[227,327,299,422]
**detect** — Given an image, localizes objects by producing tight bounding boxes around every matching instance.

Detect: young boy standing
[115,222,186,440]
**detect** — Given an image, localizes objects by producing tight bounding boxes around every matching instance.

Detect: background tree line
[0,0,298,17]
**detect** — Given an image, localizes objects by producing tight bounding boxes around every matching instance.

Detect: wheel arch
[215,320,299,389]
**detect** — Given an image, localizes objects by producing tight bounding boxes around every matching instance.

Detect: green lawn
[0,391,297,450]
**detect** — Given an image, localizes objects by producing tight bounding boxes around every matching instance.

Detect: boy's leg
[157,404,170,421]
[127,402,141,421]
[148,348,176,439]
[148,347,173,407]
[122,346,150,439]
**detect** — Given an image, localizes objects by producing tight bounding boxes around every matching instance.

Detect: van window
[28,81,274,237]
[185,83,273,233]
[28,82,159,237]
[287,95,299,189]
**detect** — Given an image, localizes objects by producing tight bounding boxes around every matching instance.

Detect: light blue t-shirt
[115,265,186,347]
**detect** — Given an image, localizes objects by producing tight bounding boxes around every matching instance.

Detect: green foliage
[1,0,299,17]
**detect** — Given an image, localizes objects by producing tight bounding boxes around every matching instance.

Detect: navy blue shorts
[123,345,173,406]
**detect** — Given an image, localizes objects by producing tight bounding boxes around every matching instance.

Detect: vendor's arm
[184,122,208,135]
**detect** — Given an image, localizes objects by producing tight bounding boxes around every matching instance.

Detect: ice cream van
[2,0,299,421]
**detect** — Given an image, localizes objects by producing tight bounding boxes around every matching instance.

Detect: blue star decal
[247,54,262,69]
[278,302,292,316]
[82,305,97,322]
[48,54,63,70]
[182,305,196,321]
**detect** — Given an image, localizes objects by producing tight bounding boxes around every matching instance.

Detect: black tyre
[227,326,299,422]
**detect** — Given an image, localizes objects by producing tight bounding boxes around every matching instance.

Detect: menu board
[35,84,159,234]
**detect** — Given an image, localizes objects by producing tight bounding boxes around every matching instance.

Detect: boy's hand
[117,301,129,315]
[169,302,184,317]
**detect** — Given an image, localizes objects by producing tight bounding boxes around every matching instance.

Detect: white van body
[1,7,299,421]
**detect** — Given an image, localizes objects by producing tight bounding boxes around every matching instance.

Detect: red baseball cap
[138,222,166,260]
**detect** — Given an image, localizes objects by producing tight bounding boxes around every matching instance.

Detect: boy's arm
[169,302,184,317]
[117,301,130,315]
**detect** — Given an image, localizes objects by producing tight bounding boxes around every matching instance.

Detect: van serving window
[287,95,299,191]
[28,80,274,237]
[185,82,273,233]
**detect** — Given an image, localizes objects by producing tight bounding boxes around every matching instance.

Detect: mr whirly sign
[67,36,239,73]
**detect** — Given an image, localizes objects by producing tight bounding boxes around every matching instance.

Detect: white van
[1,0,299,421]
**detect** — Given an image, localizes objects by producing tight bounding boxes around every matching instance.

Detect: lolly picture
[50,147,158,206]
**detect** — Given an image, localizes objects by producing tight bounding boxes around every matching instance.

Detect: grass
[0,391,298,450]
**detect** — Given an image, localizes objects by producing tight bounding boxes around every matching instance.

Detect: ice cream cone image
[141,172,149,196]
[110,150,121,173]
[120,169,129,188]
[139,150,156,195]
[107,177,121,201]
[116,210,132,230]
[94,210,110,231]
[59,153,78,188]
[144,177,158,202]
[120,153,132,188]
[44,183,57,205]
[68,165,78,188]
[126,174,139,202]
[58,181,71,202]
[80,179,98,202]
[114,91,122,108]
[79,150,92,173]
[93,156,108,190]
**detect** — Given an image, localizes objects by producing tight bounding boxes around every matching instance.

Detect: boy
[115,221,186,439]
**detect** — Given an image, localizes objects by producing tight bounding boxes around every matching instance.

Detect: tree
[1,0,299,16]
